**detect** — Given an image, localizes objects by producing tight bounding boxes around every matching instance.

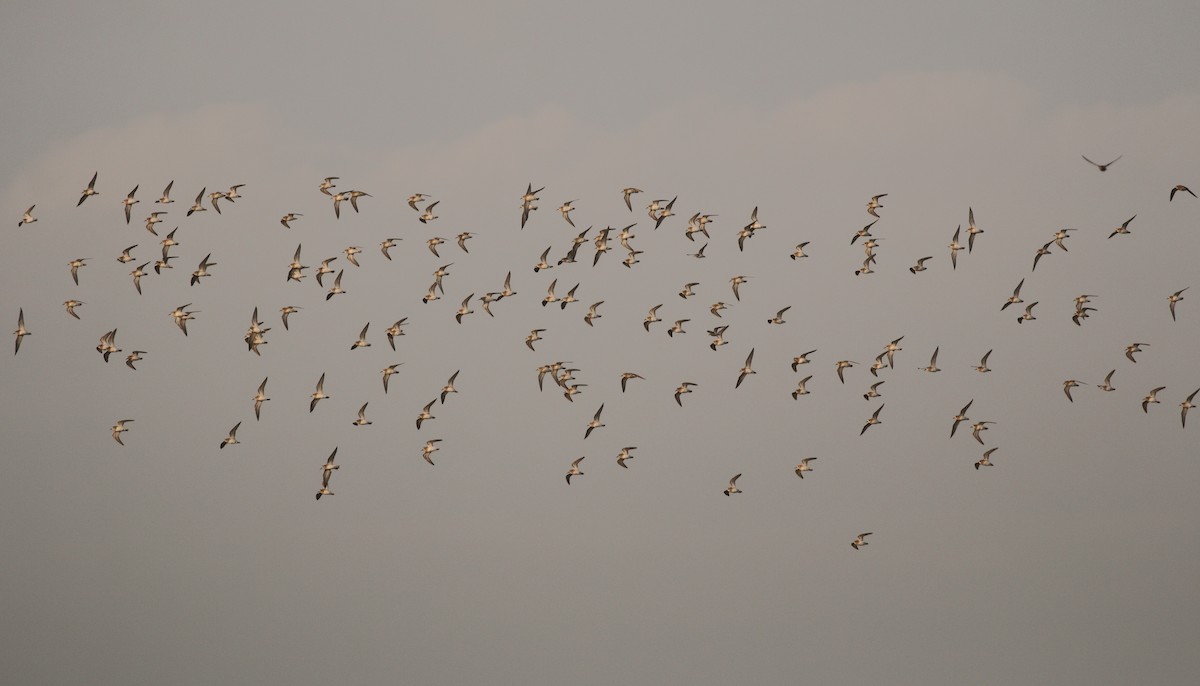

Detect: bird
[117,244,137,264]
[692,243,710,259]
[1097,370,1116,392]
[792,376,813,399]
[381,364,403,394]
[1168,288,1188,321]
[1002,279,1025,311]
[111,419,133,445]
[1032,241,1053,271]
[948,225,963,269]
[951,400,973,437]
[730,276,749,301]
[1053,228,1074,252]
[68,258,89,285]
[675,382,698,406]
[314,257,337,286]
[667,319,690,337]
[973,350,992,373]
[1082,154,1121,171]
[966,207,984,252]
[643,304,663,332]
[541,280,559,307]
[851,533,872,550]
[975,448,998,470]
[767,306,791,325]
[156,181,174,204]
[622,187,642,211]
[679,282,699,299]
[557,200,577,227]
[13,308,30,354]
[253,378,269,420]
[279,306,301,331]
[415,400,437,429]
[866,193,887,217]
[124,350,145,370]
[795,458,817,479]
[723,473,742,496]
[456,232,474,253]
[520,183,544,228]
[408,193,430,210]
[77,171,98,206]
[190,253,216,286]
[918,347,940,373]
[122,186,139,223]
[835,360,857,384]
[455,294,475,323]
[1142,387,1166,413]
[584,404,605,439]
[711,302,729,318]
[319,177,339,196]
[909,256,933,274]
[186,188,207,216]
[281,212,302,229]
[1108,215,1136,239]
[735,349,756,388]
[558,283,580,310]
[144,211,166,235]
[326,270,346,300]
[383,319,407,349]
[1170,184,1196,201]
[352,403,372,427]
[349,323,371,350]
[620,372,644,392]
[440,371,460,403]
[316,461,336,500]
[1017,302,1039,324]
[971,421,995,445]
[566,456,585,484]
[616,446,637,468]
[562,383,587,402]
[861,404,884,435]
[1125,342,1149,363]
[347,189,371,212]
[62,300,84,320]
[526,329,545,351]
[708,324,730,350]
[1179,389,1199,428]
[792,350,816,371]
[219,422,241,449]
[17,205,36,227]
[584,301,604,327]
[863,381,884,401]
[1063,379,1084,402]
[419,200,440,224]
[309,373,330,412]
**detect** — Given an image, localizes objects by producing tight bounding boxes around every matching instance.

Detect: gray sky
[3,2,1200,684]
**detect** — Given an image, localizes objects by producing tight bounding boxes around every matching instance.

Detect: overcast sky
[3,3,1200,685]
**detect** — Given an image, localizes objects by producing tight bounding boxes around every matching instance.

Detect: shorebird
[427,237,445,257]
[851,533,872,550]
[381,318,407,349]
[219,422,241,449]
[125,350,145,370]
[584,301,603,326]
[918,347,940,373]
[1142,386,1166,413]
[791,242,809,260]
[654,196,677,229]
[440,371,460,403]
[111,419,133,445]
[17,205,36,227]
[314,257,337,286]
[558,200,577,227]
[1180,389,1199,428]
[281,212,302,229]
[96,328,120,360]
[156,181,174,204]
[455,294,475,323]
[951,399,973,437]
[584,404,605,439]
[1168,288,1188,321]
[117,244,137,264]
[792,350,816,371]
[723,473,742,496]
[735,348,756,388]
[667,319,689,337]
[679,282,698,299]
[691,243,709,259]
[421,440,443,465]
[321,448,339,475]
[498,271,517,299]
[519,183,544,228]
[971,421,994,445]
[541,279,558,307]
[1063,379,1084,402]
[1108,215,1136,239]
[1053,228,1074,252]
[966,207,983,252]
[347,189,370,212]
[532,246,553,273]
[1082,154,1121,171]
[350,323,371,350]
[1017,302,1039,324]
[319,177,338,196]
[418,200,440,224]
[866,193,887,217]
[851,220,877,245]
[792,375,813,399]
[68,258,89,285]
[558,283,580,309]
[63,300,84,322]
[976,448,997,470]
[863,381,884,400]
[861,404,884,435]
[795,458,817,479]
[1097,370,1116,392]
[122,186,139,223]
[278,306,300,331]
[144,211,166,235]
[343,245,363,267]
[708,325,729,350]
[78,171,98,206]
[13,308,30,354]
[909,256,933,273]
[562,383,587,402]
[190,253,216,286]
[253,378,269,419]
[973,349,992,373]
[711,302,729,318]
[186,188,206,216]
[565,456,585,484]
[620,372,644,392]
[380,364,403,394]
[948,225,963,269]
[674,382,698,406]
[352,403,372,427]
[643,304,663,332]
[1171,184,1196,201]
[526,329,545,351]
[408,193,430,210]
[1002,279,1025,311]
[622,187,642,211]
[767,306,791,325]
[616,446,637,468]
[868,354,886,378]
[835,360,857,384]
[325,270,346,300]
[415,399,437,429]
[309,373,330,412]
[1032,241,1053,271]
[730,276,748,300]
[1125,342,1149,363]
[455,232,474,253]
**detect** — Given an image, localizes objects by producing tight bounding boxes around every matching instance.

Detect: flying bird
[77,171,98,206]
[1168,288,1188,321]
[310,373,330,412]
[735,348,756,388]
[565,456,585,484]
[156,181,174,204]
[111,419,134,446]
[219,422,241,449]
[951,400,973,437]
[1170,184,1196,201]
[723,473,742,496]
[861,404,884,435]
[1082,154,1121,171]
[795,458,817,479]
[122,186,139,223]
[1097,370,1116,392]
[851,533,872,550]
[1142,386,1166,413]
[975,448,998,470]
[584,404,605,439]
[13,308,30,354]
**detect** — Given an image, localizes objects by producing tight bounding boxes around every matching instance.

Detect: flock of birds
[9,155,1197,550]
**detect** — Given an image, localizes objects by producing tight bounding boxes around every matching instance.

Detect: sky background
[3,2,1200,684]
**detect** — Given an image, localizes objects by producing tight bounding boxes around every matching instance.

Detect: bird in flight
[1082,154,1121,171]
